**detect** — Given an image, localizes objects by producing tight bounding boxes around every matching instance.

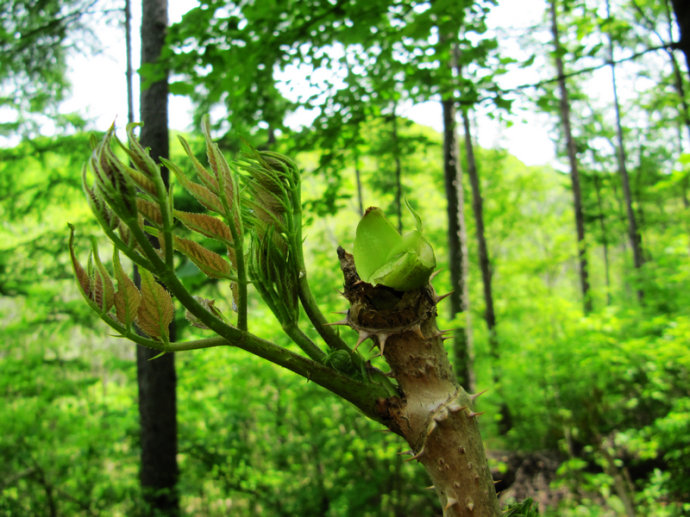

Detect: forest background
[1,0,690,515]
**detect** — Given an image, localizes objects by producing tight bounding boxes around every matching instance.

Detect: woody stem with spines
[338,248,500,516]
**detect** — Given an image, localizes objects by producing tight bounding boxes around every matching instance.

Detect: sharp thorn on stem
[405,448,425,462]
[444,497,459,510]
[353,331,371,350]
[435,291,453,304]
[324,319,349,327]
[469,389,488,402]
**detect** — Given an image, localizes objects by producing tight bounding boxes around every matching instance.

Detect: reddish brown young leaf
[137,269,173,341]
[90,242,115,312]
[113,250,142,326]
[165,158,224,213]
[174,210,232,243]
[68,225,92,299]
[136,198,164,227]
[174,236,233,279]
[178,136,219,193]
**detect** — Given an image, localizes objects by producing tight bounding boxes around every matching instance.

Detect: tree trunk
[591,169,612,305]
[460,110,494,358]
[391,104,403,234]
[338,248,500,517]
[460,107,512,433]
[606,0,645,302]
[671,0,690,78]
[663,0,690,144]
[550,0,593,314]
[354,146,364,216]
[125,0,134,125]
[634,0,690,144]
[668,52,690,144]
[138,0,179,514]
[442,96,474,391]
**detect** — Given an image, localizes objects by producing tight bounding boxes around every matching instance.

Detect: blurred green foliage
[1,115,689,516]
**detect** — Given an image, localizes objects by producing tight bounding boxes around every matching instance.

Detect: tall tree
[125,0,135,125]
[434,1,475,392]
[440,92,473,391]
[631,0,690,146]
[390,104,404,233]
[549,0,593,314]
[671,0,690,78]
[442,98,474,391]
[137,0,179,514]
[604,0,645,301]
[459,105,512,429]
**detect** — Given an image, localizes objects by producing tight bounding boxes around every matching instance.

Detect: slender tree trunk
[668,52,690,144]
[460,106,512,432]
[343,56,365,217]
[391,104,403,233]
[125,0,134,125]
[550,0,593,314]
[442,96,474,391]
[634,0,690,145]
[137,0,179,514]
[460,110,494,357]
[591,170,612,305]
[671,0,690,78]
[664,0,690,145]
[605,0,645,301]
[354,146,364,216]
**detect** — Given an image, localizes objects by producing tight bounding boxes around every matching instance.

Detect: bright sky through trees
[61,0,557,165]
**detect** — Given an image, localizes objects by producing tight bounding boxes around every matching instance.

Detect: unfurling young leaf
[178,136,219,192]
[89,126,138,218]
[201,117,237,205]
[137,269,173,341]
[173,236,233,279]
[353,207,436,291]
[163,158,224,213]
[121,123,160,179]
[136,198,164,227]
[174,210,233,244]
[68,224,92,299]
[82,168,119,230]
[119,163,158,197]
[90,239,115,312]
[113,250,141,326]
